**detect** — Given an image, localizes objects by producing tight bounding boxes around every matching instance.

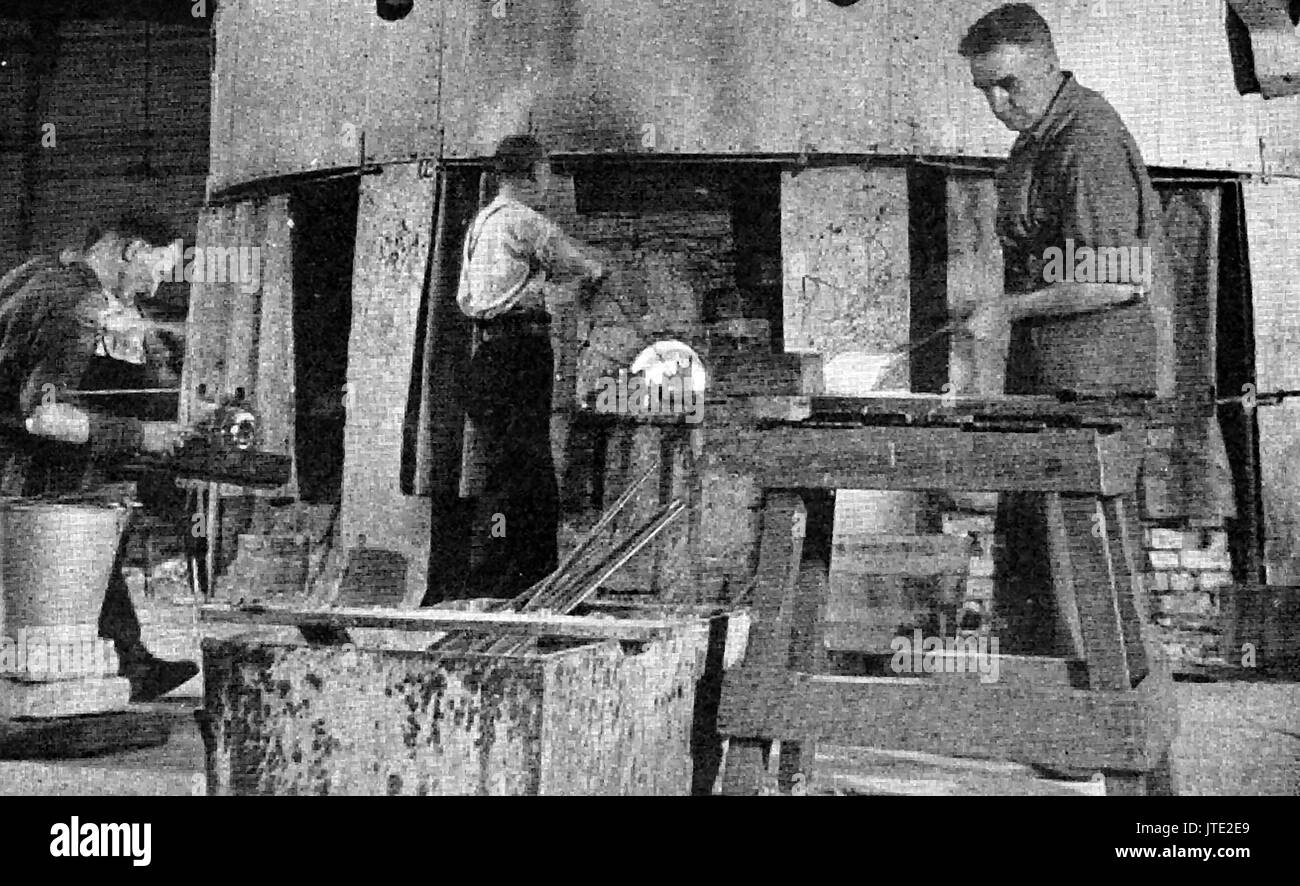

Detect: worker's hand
[140,420,187,455]
[25,402,91,444]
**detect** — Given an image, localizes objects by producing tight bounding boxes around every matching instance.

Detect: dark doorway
[290,177,359,503]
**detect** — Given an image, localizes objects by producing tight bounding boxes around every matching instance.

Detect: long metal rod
[473,500,685,656]
[433,464,661,654]
[529,500,685,614]
[561,502,686,612]
[875,320,962,376]
[494,501,687,657]
[66,388,181,397]
[509,462,658,609]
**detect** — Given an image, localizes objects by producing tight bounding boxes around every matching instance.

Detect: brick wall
[934,509,1234,670]
[1144,525,1232,667]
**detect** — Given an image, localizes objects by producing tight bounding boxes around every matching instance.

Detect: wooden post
[721,492,804,796]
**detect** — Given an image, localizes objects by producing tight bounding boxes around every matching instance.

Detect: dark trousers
[98,526,145,660]
[464,332,559,599]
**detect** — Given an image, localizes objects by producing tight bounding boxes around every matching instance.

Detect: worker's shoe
[121,656,199,703]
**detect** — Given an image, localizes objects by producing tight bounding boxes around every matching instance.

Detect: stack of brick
[1144,526,1231,666]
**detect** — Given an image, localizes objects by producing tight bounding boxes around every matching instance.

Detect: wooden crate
[200,620,712,795]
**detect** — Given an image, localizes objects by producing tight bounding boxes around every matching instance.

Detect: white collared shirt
[456,195,582,320]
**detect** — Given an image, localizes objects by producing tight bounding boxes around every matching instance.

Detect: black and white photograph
[0,0,1296,858]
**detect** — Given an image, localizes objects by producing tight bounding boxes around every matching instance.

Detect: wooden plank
[947,173,1007,396]
[253,194,297,498]
[199,604,683,643]
[1160,187,1236,523]
[720,492,803,795]
[747,394,1191,424]
[180,204,235,427]
[779,560,831,791]
[715,426,1141,496]
[1105,495,1153,683]
[1043,493,1087,660]
[1059,496,1132,691]
[0,677,129,719]
[338,164,438,607]
[0,709,173,760]
[740,492,805,672]
[222,200,262,403]
[718,669,1173,774]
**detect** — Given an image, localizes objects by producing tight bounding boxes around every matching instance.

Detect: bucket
[0,499,131,641]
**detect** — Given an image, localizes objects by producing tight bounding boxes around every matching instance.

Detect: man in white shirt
[457,134,606,599]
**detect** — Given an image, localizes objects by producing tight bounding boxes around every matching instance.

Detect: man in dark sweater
[956,5,1175,658]
[0,215,198,702]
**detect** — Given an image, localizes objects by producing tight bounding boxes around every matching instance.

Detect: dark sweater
[0,261,146,496]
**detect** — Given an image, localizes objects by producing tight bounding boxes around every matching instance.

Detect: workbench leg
[1044,493,1086,659]
[1103,495,1153,683]
[778,558,829,794]
[1059,496,1132,691]
[722,739,770,796]
[717,492,806,795]
[1066,495,1178,794]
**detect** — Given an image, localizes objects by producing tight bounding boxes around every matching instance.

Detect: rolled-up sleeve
[519,207,591,279]
[1058,125,1148,250]
[19,287,143,456]
[18,294,97,418]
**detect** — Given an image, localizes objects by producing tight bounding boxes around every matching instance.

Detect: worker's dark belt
[475,309,551,340]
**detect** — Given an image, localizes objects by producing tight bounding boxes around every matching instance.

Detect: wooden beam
[746,394,1193,424]
[721,492,804,795]
[714,426,1142,496]
[1105,495,1153,683]
[1044,493,1088,660]
[200,603,685,643]
[1059,497,1132,691]
[718,669,1175,774]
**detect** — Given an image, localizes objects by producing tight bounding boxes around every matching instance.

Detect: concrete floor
[2,594,1297,795]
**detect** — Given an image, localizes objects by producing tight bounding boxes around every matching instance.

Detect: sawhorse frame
[715,421,1179,795]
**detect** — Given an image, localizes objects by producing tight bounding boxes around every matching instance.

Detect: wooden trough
[198,604,731,795]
